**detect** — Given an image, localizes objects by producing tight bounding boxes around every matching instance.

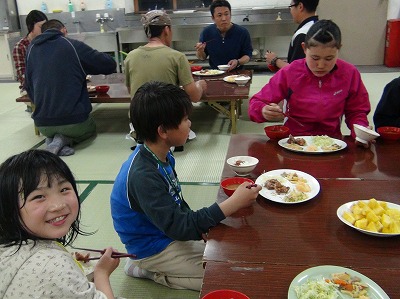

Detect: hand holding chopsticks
[72,246,136,261]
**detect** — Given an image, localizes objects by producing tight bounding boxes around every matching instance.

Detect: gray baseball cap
[141,10,172,37]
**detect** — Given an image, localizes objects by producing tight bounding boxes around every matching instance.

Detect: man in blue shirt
[195,0,252,71]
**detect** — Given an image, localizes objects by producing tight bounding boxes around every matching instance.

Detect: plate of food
[278,135,347,154]
[223,75,240,83]
[337,198,400,237]
[255,169,320,204]
[192,69,225,76]
[288,265,389,299]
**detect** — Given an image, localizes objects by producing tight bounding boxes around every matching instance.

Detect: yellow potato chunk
[368,198,379,209]
[381,214,391,228]
[366,221,378,232]
[366,210,379,223]
[355,218,368,230]
[342,198,400,234]
[343,211,355,225]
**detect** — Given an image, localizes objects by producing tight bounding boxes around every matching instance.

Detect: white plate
[278,136,347,154]
[223,75,240,83]
[288,265,390,299]
[337,200,400,237]
[255,169,320,204]
[192,70,225,76]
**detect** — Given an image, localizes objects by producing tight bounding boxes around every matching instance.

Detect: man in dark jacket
[373,77,400,129]
[25,19,116,156]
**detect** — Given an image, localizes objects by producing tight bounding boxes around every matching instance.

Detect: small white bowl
[217,64,230,71]
[234,75,251,86]
[353,124,380,144]
[226,156,259,176]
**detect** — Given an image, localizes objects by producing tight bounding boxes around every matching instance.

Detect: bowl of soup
[221,177,255,196]
[264,125,290,140]
[202,289,250,299]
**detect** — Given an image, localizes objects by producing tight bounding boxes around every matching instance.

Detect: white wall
[16,0,126,15]
[388,0,400,19]
[17,0,291,15]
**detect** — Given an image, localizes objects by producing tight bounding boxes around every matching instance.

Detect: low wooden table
[201,179,400,299]
[16,71,251,135]
[200,133,400,298]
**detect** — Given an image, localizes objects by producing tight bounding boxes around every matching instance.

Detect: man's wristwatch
[236,59,240,68]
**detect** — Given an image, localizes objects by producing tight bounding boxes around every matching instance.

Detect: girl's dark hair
[130,81,193,143]
[26,10,48,33]
[210,0,231,16]
[304,19,342,50]
[0,150,88,249]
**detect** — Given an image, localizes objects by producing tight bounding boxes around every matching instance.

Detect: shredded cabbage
[294,280,338,299]
[312,135,334,147]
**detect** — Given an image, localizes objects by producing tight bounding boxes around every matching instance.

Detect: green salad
[295,279,338,299]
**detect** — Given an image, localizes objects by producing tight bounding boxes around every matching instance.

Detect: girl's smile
[20,174,79,239]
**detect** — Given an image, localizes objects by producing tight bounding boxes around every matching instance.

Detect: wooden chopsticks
[72,247,136,261]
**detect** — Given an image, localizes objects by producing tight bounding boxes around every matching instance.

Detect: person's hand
[262,103,284,121]
[196,79,207,93]
[265,50,277,65]
[227,59,239,71]
[94,247,120,277]
[230,182,262,209]
[218,182,261,217]
[195,42,207,60]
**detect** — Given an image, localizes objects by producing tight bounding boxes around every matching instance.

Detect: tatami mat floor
[1,68,399,299]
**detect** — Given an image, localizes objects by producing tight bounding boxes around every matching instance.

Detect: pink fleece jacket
[249,59,371,139]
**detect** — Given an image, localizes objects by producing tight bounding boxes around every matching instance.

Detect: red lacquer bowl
[264,125,290,140]
[220,177,254,196]
[191,65,203,72]
[95,85,110,94]
[377,126,400,141]
[202,289,250,299]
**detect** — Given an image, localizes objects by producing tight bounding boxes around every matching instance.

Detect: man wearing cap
[124,10,206,103]
[195,0,253,71]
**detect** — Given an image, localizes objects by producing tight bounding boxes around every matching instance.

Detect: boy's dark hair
[0,150,88,249]
[305,19,342,49]
[291,0,319,12]
[130,81,193,143]
[26,10,48,34]
[210,0,231,16]
[41,19,65,32]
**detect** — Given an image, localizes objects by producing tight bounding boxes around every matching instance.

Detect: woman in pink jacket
[249,20,371,146]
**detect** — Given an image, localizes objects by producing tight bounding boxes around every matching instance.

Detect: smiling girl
[0,150,120,298]
[249,19,371,147]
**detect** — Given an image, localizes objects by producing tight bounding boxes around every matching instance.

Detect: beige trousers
[128,240,206,291]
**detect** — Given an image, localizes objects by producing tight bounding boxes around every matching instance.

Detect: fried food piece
[287,135,306,146]
[75,252,90,263]
[265,179,290,194]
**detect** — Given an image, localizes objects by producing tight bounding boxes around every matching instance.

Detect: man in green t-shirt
[124,10,206,102]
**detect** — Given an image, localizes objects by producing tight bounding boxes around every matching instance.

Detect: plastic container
[80,1,86,11]
[105,0,113,9]
[41,2,48,13]
[68,0,74,12]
